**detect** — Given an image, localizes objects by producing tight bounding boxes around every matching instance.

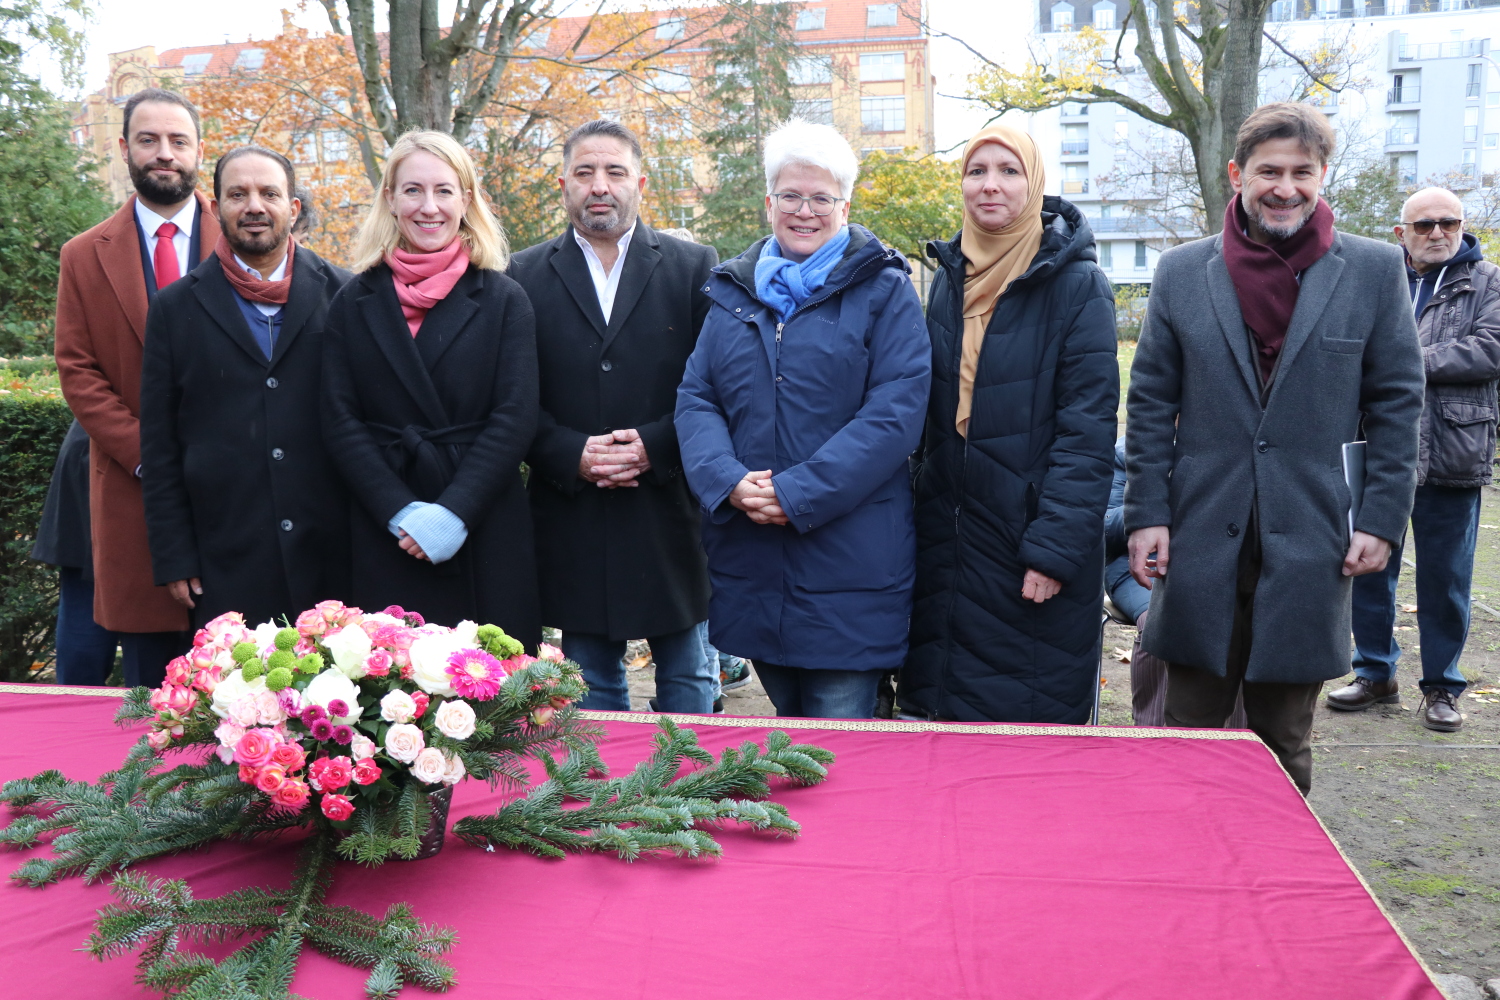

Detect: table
[0,685,1443,999]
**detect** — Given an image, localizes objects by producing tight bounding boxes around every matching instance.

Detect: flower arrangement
[144,602,572,835]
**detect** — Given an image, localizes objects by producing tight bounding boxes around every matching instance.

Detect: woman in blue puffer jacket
[675,118,931,718]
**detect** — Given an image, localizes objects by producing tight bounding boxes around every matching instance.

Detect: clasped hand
[730,470,789,525]
[579,429,651,488]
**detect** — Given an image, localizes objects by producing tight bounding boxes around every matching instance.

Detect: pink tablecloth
[0,687,1440,1000]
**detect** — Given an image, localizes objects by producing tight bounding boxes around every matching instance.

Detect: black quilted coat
[897,198,1119,723]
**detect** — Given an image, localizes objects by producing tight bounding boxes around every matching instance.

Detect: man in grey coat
[1125,103,1425,794]
[1328,187,1500,732]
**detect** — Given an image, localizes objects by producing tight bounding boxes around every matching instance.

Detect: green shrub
[1113,282,1149,342]
[0,363,70,681]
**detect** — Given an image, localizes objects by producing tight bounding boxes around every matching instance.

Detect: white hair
[763,118,859,200]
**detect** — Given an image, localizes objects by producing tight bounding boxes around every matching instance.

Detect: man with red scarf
[140,146,352,628]
[1123,103,1424,794]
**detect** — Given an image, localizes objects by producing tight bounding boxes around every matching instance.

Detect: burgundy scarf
[216,234,295,304]
[386,241,470,336]
[1220,194,1336,382]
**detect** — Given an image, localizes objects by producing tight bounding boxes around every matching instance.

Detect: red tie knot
[156,221,178,240]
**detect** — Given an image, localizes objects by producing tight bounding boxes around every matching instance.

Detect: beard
[570,194,636,236]
[224,213,291,259]
[128,157,199,205]
[1247,193,1315,241]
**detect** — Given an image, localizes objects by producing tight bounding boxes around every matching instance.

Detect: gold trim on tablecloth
[576,710,1261,739]
[0,683,128,698]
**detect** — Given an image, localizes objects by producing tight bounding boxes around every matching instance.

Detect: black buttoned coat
[508,222,717,641]
[321,263,541,647]
[140,246,352,628]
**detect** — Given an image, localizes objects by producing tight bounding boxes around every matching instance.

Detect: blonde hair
[351,130,509,272]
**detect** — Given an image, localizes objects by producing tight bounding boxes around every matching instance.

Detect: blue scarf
[753,225,851,321]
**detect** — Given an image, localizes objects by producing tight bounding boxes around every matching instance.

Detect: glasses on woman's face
[1403,217,1463,235]
[774,192,843,216]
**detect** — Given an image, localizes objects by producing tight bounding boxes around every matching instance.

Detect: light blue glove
[387,502,468,565]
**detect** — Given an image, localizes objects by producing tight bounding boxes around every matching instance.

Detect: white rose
[209,670,267,719]
[360,612,403,628]
[379,689,417,724]
[350,733,377,760]
[454,620,479,644]
[409,746,447,784]
[432,699,476,740]
[441,751,466,786]
[252,621,281,657]
[385,723,424,763]
[303,668,361,724]
[407,632,462,697]
[323,624,373,680]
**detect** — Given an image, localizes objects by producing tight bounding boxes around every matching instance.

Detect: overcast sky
[35,0,1028,155]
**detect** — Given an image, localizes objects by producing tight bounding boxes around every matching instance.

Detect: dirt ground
[622,480,1500,986]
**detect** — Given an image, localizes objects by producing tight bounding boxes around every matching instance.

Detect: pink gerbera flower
[446,648,506,700]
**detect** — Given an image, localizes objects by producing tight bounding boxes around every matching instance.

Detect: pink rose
[363,649,394,677]
[320,792,355,821]
[349,733,377,760]
[529,705,555,727]
[148,686,171,713]
[203,611,248,643]
[165,656,193,686]
[238,763,259,784]
[352,758,382,785]
[164,684,197,715]
[537,643,565,663]
[411,691,430,718]
[409,747,447,785]
[272,778,310,810]
[317,600,349,624]
[441,751,466,786]
[270,742,306,772]
[309,755,354,792]
[146,729,172,750]
[192,665,222,695]
[253,690,285,726]
[233,728,280,768]
[228,695,260,729]
[215,720,247,749]
[255,764,287,793]
[295,608,327,638]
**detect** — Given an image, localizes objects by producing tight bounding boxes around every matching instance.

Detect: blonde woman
[322,130,540,644]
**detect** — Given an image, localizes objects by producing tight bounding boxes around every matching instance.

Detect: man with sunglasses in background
[1327,188,1500,732]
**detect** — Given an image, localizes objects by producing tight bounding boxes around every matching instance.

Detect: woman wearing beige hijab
[896,124,1120,723]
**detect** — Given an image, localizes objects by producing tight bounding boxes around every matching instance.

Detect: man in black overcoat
[141,146,351,629]
[509,120,718,713]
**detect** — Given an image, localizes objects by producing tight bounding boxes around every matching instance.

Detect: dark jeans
[1351,483,1478,697]
[120,631,191,690]
[53,566,120,686]
[753,662,879,719]
[1164,518,1321,795]
[564,623,716,714]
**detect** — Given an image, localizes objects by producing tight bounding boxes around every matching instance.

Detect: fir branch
[454,718,834,860]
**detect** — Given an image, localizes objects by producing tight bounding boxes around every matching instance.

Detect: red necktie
[154,221,180,289]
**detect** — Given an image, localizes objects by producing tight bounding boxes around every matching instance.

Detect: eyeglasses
[773,192,845,216]
[1401,217,1463,235]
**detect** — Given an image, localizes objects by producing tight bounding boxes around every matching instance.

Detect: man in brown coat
[55,88,219,687]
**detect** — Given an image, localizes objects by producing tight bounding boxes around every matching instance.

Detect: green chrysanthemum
[274,628,299,651]
[265,666,294,691]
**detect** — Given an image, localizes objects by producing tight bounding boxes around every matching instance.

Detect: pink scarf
[386,240,470,336]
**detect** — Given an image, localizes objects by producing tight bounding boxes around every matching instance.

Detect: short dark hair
[291,186,318,238]
[562,119,642,168]
[1232,101,1336,170]
[213,145,296,201]
[122,88,201,142]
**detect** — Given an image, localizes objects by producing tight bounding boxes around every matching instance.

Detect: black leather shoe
[1420,689,1463,732]
[1325,677,1401,711]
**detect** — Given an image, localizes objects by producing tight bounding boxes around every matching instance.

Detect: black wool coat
[140,247,353,629]
[508,223,717,640]
[32,419,94,576]
[322,263,541,647]
[898,198,1120,724]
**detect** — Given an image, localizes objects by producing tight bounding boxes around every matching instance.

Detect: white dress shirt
[133,198,196,283]
[573,224,635,324]
[232,252,289,317]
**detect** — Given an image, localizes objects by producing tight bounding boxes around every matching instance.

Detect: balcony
[1386,86,1420,104]
[1398,39,1486,62]
[1062,141,1089,155]
[1063,179,1089,194]
[1386,126,1419,145]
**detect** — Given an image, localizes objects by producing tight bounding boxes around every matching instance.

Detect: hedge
[0,359,70,682]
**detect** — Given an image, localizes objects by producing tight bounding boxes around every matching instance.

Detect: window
[650,67,691,92]
[656,17,685,40]
[861,96,905,133]
[1134,240,1147,269]
[321,131,349,162]
[646,109,692,140]
[789,56,833,86]
[796,8,827,30]
[1063,161,1088,194]
[1063,123,1088,155]
[1093,0,1116,29]
[1061,101,1087,117]
[669,205,695,228]
[1051,2,1074,31]
[859,52,903,82]
[1465,106,1479,143]
[793,98,834,125]
[649,155,696,190]
[1469,63,1483,99]
[1269,0,1292,20]
[1098,241,1113,269]
[521,26,551,49]
[234,48,265,71]
[180,52,212,75]
[1486,133,1499,149]
[866,4,898,27]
